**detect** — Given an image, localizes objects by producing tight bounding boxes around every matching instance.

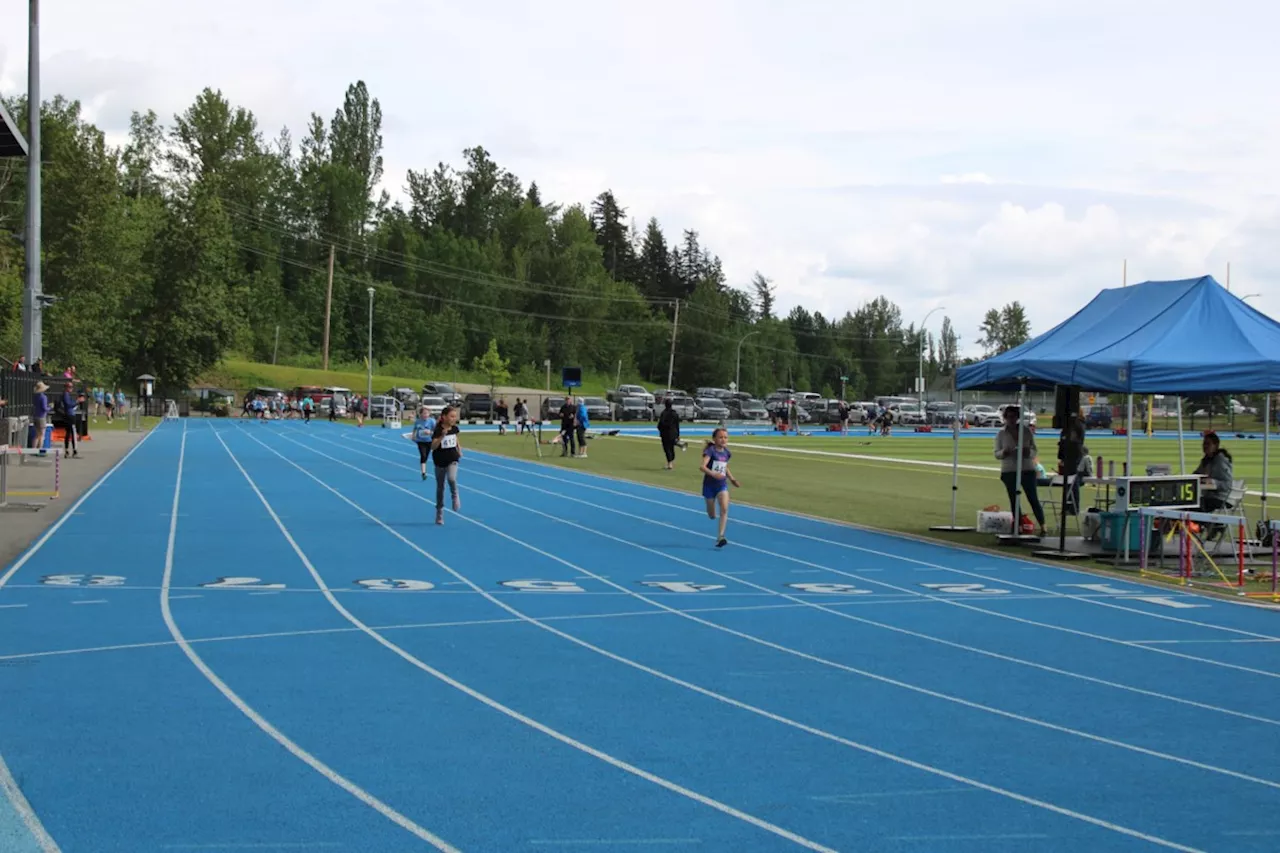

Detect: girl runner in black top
[430,406,463,525]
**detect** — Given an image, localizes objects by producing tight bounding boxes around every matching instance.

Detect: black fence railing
[0,369,37,420]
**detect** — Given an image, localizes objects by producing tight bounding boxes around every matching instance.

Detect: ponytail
[433,406,455,438]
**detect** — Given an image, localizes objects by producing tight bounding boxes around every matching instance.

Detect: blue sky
[2,0,1278,356]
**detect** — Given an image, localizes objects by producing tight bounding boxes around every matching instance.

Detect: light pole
[22,0,42,364]
[917,306,945,403]
[735,330,759,393]
[366,287,375,407]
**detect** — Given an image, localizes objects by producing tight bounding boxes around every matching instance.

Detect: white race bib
[711,459,727,474]
[440,434,458,450]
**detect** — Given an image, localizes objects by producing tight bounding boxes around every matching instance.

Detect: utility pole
[735,330,759,393]
[322,244,335,370]
[272,324,280,365]
[665,300,680,391]
[21,0,41,364]
[366,287,375,406]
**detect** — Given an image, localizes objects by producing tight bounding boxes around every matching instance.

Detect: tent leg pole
[1177,396,1185,474]
[1126,394,1134,475]
[1264,394,1271,522]
[930,377,973,532]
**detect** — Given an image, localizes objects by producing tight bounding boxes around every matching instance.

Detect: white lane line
[0,604,28,609]
[0,599,934,663]
[227,427,836,853]
[493,447,1280,630]
[413,473,1280,792]
[287,431,1209,852]
[161,424,461,852]
[811,788,969,802]
[1133,638,1280,645]
[0,425,159,590]
[350,436,1280,730]
[528,841,701,847]
[458,450,1280,681]
[69,600,107,606]
[0,751,61,852]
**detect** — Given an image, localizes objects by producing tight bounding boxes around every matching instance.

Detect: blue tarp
[955,276,1280,394]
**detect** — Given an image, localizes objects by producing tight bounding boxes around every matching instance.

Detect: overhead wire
[221,199,679,308]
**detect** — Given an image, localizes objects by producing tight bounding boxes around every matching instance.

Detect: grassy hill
[196,357,640,398]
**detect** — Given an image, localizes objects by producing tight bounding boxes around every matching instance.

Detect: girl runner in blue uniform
[412,406,437,480]
[699,427,740,547]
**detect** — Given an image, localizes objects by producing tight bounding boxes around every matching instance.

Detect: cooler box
[976,511,1013,534]
[1099,511,1143,552]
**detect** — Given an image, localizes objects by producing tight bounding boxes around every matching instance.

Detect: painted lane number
[354,579,436,591]
[41,574,126,587]
[500,580,585,593]
[640,582,726,593]
[200,577,286,590]
[920,583,1010,595]
[786,583,872,595]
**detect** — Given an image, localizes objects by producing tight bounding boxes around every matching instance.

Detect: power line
[232,242,670,329]
[220,199,679,309]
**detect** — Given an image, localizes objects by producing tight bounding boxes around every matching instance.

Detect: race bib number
[711,460,727,474]
[440,434,458,450]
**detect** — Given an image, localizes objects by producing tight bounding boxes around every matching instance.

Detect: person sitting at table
[995,405,1046,535]
[1193,431,1233,513]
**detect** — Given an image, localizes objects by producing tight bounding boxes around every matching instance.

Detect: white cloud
[2,0,1279,357]
[942,173,995,185]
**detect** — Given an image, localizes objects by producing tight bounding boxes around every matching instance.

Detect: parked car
[1084,405,1112,429]
[695,397,731,420]
[386,387,419,407]
[422,382,462,406]
[729,398,769,421]
[617,396,652,421]
[963,404,1001,427]
[927,401,960,425]
[895,403,928,425]
[419,395,447,413]
[666,395,698,420]
[581,396,611,422]
[541,396,566,421]
[608,384,655,407]
[368,395,400,418]
[463,393,493,419]
[766,398,812,423]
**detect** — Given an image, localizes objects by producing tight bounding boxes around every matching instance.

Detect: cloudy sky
[2,0,1278,356]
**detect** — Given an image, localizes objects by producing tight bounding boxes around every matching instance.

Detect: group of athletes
[406,396,741,547]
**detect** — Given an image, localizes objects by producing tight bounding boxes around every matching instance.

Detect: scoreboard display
[1113,476,1200,514]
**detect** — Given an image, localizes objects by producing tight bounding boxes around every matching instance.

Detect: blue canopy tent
[944,276,1279,538]
[956,276,1280,394]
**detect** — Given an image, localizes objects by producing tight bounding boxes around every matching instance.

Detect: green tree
[752,272,776,320]
[130,183,241,388]
[590,190,636,282]
[473,338,511,396]
[939,316,959,374]
[978,302,1032,356]
[1000,301,1031,350]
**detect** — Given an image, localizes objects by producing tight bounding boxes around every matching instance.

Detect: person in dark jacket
[1194,431,1234,512]
[657,398,682,469]
[58,380,80,457]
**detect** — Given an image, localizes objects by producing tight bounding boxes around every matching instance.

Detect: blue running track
[2,419,1279,852]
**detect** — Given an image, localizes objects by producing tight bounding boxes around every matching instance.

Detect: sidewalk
[0,430,146,569]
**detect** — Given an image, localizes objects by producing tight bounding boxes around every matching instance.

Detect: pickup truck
[607,384,655,406]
